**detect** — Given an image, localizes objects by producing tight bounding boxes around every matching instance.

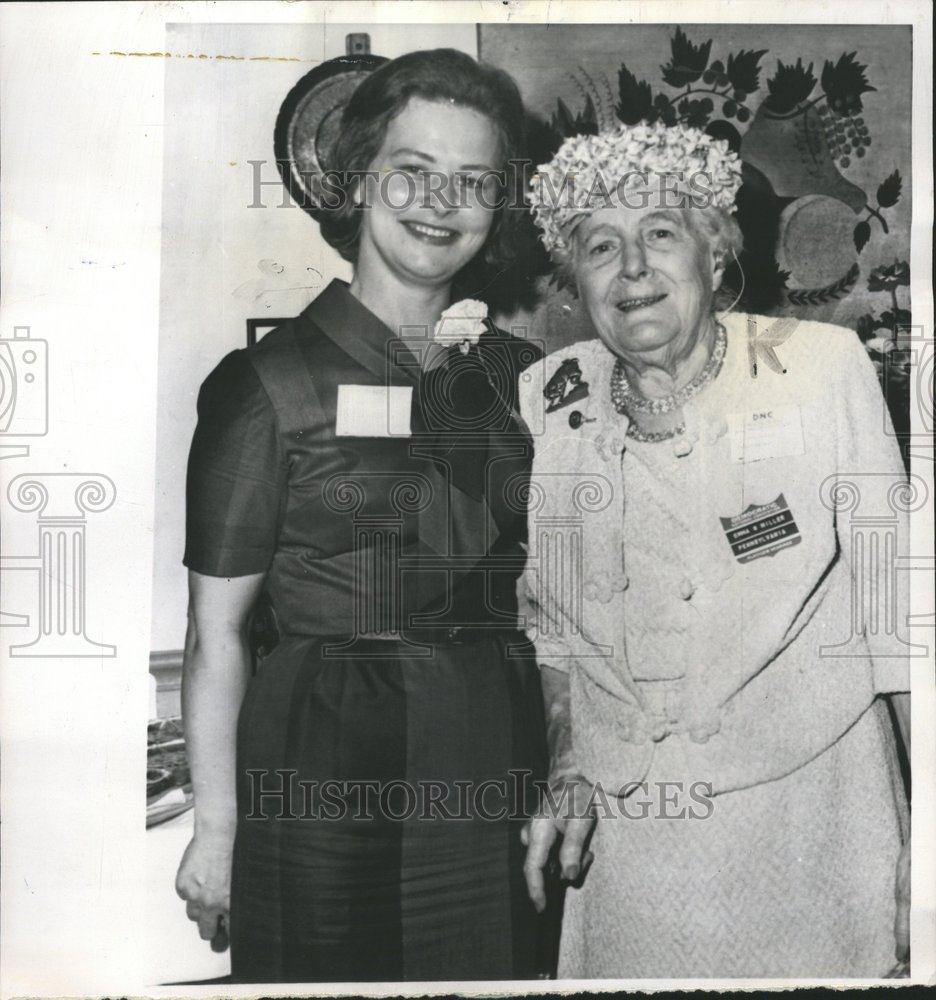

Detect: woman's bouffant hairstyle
[318,48,528,289]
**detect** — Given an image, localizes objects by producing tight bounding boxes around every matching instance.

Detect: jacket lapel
[543,342,647,708]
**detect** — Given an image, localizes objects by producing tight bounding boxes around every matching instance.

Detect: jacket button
[673,438,693,457]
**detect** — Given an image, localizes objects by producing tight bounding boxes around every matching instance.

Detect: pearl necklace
[626,420,686,443]
[610,321,727,418]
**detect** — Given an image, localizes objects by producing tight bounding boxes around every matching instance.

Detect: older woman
[518,121,910,979]
[176,49,545,982]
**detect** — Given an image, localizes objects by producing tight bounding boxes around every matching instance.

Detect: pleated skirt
[230,631,547,983]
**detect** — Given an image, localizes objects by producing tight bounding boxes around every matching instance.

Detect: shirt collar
[302,279,421,385]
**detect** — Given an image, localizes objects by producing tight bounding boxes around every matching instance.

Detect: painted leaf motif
[763,58,817,114]
[616,62,655,125]
[820,51,876,112]
[876,170,902,208]
[660,26,712,88]
[726,49,768,93]
[853,220,871,254]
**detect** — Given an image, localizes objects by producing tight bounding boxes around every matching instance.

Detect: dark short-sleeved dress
[184,280,547,983]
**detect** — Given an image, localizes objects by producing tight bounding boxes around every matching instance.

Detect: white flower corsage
[433,298,488,355]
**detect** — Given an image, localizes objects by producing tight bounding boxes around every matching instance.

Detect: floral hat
[528,120,743,256]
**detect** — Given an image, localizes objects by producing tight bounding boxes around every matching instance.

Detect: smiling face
[572,202,723,364]
[356,96,502,291]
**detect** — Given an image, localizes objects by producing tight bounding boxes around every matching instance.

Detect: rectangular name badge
[720,493,802,563]
[728,405,805,464]
[335,384,413,438]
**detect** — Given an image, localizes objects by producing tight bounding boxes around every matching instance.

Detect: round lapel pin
[568,410,595,429]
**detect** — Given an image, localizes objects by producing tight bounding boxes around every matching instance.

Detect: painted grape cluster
[818,103,871,169]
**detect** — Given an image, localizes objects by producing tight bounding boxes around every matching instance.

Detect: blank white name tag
[335,384,413,438]
[728,405,805,463]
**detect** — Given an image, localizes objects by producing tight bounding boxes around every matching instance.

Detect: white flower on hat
[433,298,488,355]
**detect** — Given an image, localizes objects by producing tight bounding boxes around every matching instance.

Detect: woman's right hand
[177,571,264,953]
[521,777,596,913]
[175,833,234,951]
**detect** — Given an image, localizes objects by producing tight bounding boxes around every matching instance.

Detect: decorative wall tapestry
[480,24,913,461]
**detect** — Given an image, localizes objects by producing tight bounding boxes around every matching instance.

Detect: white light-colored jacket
[518,313,913,795]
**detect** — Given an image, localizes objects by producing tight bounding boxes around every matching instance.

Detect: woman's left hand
[521,777,596,913]
[894,839,910,962]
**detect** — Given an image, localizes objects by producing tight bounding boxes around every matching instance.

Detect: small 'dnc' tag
[720,493,802,563]
[728,405,805,463]
[335,384,412,438]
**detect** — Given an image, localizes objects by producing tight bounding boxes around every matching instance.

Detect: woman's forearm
[181,617,253,842]
[540,665,578,783]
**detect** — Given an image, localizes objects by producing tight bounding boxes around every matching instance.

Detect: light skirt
[558,699,907,979]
